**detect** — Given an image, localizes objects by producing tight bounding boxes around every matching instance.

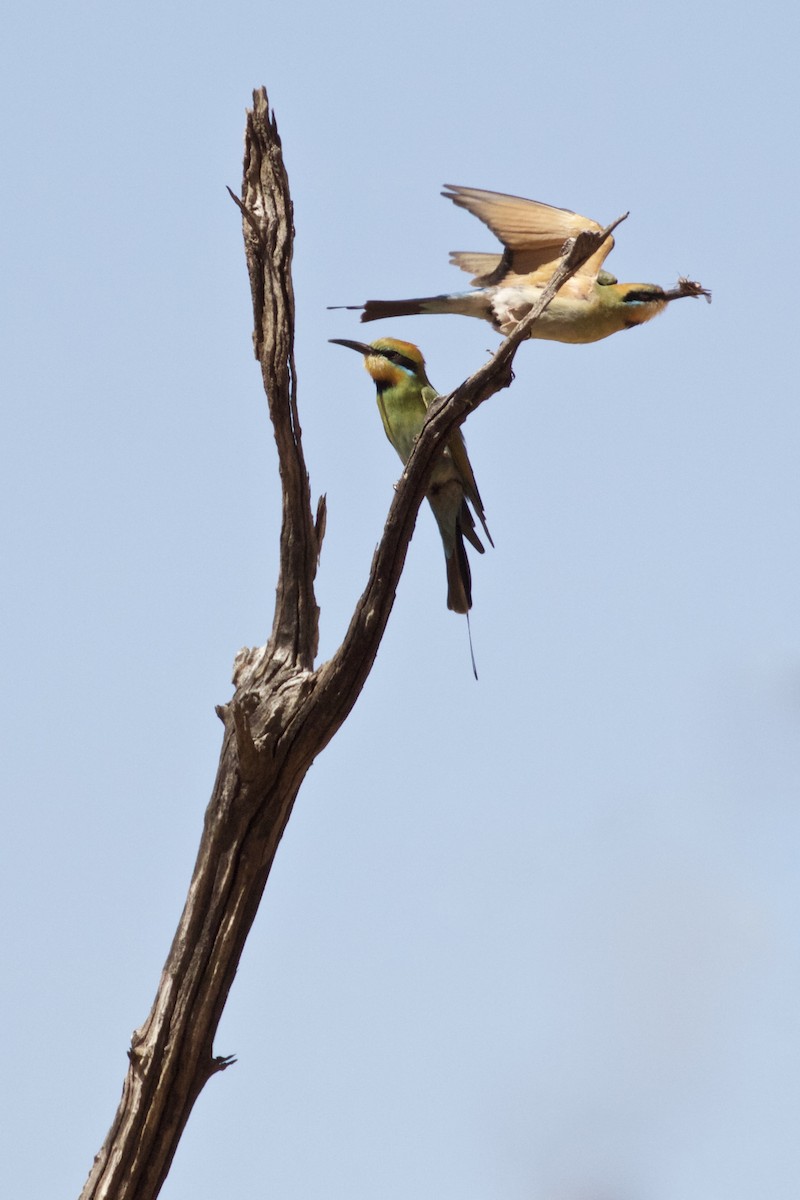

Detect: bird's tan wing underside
[448,250,504,285]
[443,184,614,286]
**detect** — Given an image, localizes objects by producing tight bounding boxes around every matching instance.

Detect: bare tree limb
[78,86,617,1200]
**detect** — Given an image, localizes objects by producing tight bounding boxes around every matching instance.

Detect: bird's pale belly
[491,287,622,343]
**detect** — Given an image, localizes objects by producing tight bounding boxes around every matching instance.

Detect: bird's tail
[446,528,472,614]
[363,297,439,322]
[329,292,491,324]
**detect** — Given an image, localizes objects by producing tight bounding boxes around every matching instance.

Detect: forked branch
[78,86,613,1200]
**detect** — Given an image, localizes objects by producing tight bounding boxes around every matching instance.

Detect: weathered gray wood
[78,87,618,1200]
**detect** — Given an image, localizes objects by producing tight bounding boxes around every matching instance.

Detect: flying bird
[334,184,710,342]
[329,336,492,615]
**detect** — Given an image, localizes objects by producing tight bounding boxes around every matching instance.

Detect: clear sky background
[3,3,799,1198]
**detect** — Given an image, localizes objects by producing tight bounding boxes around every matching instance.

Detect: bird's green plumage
[330,336,491,614]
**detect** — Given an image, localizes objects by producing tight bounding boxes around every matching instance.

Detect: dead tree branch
[78,86,618,1200]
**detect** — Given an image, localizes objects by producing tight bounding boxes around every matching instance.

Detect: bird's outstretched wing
[447,250,506,286]
[443,184,614,289]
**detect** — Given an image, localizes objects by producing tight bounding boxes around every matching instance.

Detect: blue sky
[3,2,799,1198]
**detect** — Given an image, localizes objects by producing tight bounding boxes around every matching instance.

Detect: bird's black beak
[329,338,373,356]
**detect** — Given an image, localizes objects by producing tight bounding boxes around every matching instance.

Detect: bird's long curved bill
[329,338,374,355]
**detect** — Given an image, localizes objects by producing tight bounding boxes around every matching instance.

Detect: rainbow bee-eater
[330,336,492,615]
[336,184,710,342]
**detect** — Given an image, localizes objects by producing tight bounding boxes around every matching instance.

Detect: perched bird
[335,184,711,342]
[329,336,492,615]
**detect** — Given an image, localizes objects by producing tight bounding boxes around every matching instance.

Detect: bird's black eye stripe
[384,350,417,371]
[623,288,665,304]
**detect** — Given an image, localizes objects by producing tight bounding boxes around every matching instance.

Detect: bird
[333,184,711,342]
[329,336,492,615]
